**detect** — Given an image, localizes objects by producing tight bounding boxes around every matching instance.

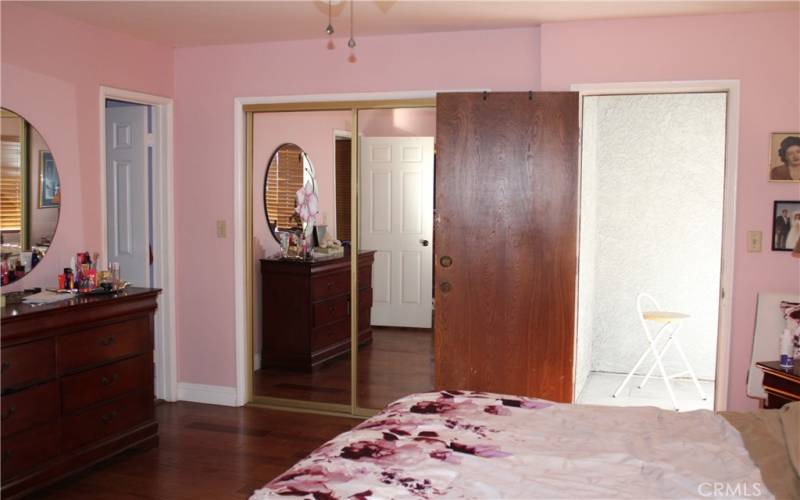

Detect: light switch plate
[747,230,762,252]
[216,220,227,238]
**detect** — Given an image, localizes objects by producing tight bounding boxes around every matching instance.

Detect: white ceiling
[20,1,800,48]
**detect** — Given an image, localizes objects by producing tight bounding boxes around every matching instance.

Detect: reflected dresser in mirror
[260,250,374,371]
[0,287,160,499]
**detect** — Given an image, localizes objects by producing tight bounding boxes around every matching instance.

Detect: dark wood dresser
[1,287,160,498]
[261,251,374,371]
[757,360,800,409]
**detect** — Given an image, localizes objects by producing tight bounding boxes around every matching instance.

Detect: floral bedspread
[252,391,770,499]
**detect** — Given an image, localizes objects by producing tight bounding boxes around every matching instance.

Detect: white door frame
[570,80,740,411]
[99,86,177,402]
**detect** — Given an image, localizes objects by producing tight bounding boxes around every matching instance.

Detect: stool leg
[613,346,651,398]
[654,345,679,411]
[673,337,707,400]
[614,322,670,398]
[639,334,675,389]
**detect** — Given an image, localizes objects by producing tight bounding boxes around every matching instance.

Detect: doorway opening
[105,99,153,287]
[100,87,176,402]
[574,91,731,411]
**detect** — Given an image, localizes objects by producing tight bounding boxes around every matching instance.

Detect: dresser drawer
[311,271,350,301]
[358,287,373,308]
[1,381,59,438]
[61,355,151,413]
[311,318,350,351]
[58,316,150,373]
[61,391,152,452]
[1,421,59,480]
[313,295,350,327]
[357,264,372,285]
[358,304,371,331]
[1,339,56,391]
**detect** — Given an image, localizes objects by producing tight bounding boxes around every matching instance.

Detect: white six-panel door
[360,137,434,328]
[105,105,150,287]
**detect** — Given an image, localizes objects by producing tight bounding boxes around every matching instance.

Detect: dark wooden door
[434,92,579,402]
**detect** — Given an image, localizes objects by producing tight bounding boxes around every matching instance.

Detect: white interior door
[360,137,434,328]
[105,104,150,286]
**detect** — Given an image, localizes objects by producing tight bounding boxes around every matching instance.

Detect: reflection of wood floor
[253,327,434,409]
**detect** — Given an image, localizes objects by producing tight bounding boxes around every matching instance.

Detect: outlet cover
[216,220,227,238]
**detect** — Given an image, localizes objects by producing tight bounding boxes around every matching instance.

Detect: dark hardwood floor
[31,402,361,499]
[253,327,434,409]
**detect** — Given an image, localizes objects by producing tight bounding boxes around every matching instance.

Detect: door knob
[440,282,452,292]
[420,239,430,247]
[440,256,453,268]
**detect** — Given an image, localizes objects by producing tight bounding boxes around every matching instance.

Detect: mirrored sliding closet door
[247,100,436,415]
[251,109,354,410]
[355,107,436,410]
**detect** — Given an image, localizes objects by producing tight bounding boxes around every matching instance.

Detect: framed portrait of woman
[769,132,800,182]
[772,200,800,251]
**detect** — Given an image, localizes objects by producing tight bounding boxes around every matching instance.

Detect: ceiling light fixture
[325,0,334,36]
[347,0,356,49]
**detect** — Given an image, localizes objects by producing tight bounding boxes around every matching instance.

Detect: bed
[252,391,800,499]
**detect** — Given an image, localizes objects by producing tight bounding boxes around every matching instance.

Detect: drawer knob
[101,410,118,424]
[2,449,12,461]
[98,336,116,346]
[101,373,120,386]
[1,405,16,421]
[440,282,452,293]
[327,282,334,289]
[1,361,9,372]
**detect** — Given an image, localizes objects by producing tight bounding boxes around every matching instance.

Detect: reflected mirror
[263,143,316,242]
[252,109,354,408]
[356,107,436,410]
[0,108,61,284]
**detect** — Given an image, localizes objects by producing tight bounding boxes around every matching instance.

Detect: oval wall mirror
[263,143,316,242]
[1,107,61,284]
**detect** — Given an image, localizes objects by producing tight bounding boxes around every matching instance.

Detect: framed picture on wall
[769,132,800,182]
[772,200,800,251]
[38,150,61,208]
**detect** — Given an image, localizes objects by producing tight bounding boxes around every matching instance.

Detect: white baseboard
[177,383,238,407]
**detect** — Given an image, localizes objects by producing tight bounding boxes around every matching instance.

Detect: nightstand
[756,361,800,409]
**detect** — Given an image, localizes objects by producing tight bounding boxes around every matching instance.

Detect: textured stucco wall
[580,93,726,381]
[574,100,598,398]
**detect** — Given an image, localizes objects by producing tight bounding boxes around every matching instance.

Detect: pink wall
[359,108,436,137]
[0,3,174,292]
[174,28,540,386]
[540,11,800,410]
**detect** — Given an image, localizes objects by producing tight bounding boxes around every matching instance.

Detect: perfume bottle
[111,262,121,290]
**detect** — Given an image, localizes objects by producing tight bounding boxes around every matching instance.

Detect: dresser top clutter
[2,287,158,322]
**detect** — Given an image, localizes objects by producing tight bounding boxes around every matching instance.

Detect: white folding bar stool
[612,293,707,410]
